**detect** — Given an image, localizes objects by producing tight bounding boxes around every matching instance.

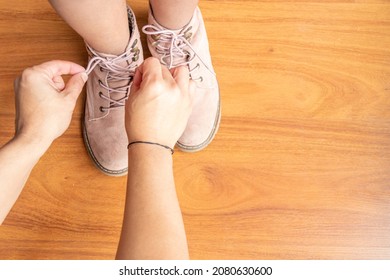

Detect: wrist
[128,141,174,161]
[128,141,174,155]
[12,132,52,159]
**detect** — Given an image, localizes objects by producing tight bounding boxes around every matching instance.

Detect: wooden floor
[0,0,390,260]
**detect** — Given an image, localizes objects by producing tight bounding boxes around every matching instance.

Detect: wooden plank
[0,0,389,259]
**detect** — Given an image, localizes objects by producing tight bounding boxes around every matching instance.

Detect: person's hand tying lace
[125,57,195,151]
[13,60,87,152]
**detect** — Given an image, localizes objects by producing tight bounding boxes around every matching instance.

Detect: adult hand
[125,57,195,148]
[14,60,87,149]
[0,60,87,225]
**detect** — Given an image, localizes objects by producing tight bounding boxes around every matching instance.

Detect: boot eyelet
[131,46,139,53]
[183,26,192,34]
[200,76,203,82]
[99,92,103,98]
[99,106,105,112]
[184,32,192,39]
[183,51,190,60]
[131,39,138,48]
[98,80,103,86]
[151,34,160,41]
[99,66,103,72]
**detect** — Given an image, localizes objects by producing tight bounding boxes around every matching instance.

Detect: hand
[14,60,87,149]
[125,57,195,148]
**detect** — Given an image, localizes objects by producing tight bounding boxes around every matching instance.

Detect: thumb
[63,72,88,100]
[130,68,142,95]
[171,66,189,93]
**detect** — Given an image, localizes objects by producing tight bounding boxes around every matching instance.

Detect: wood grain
[0,0,389,259]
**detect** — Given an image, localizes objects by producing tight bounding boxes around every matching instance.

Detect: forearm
[0,135,49,224]
[116,144,189,260]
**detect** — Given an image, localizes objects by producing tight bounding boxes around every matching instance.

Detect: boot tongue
[86,36,139,109]
[146,12,200,69]
[103,54,132,104]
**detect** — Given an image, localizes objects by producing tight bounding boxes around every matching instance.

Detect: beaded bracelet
[127,141,174,155]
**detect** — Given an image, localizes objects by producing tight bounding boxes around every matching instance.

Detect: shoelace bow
[142,24,215,81]
[84,45,138,112]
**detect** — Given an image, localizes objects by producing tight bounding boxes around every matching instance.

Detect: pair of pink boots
[83,7,220,176]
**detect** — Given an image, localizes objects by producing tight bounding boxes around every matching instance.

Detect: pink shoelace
[142,24,215,82]
[84,43,139,112]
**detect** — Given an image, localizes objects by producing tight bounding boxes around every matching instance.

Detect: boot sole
[176,92,221,153]
[82,122,128,177]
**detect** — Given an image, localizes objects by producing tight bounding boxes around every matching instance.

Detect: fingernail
[81,72,88,83]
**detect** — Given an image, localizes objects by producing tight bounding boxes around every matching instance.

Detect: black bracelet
[127,141,174,154]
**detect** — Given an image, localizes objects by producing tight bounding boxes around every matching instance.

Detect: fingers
[52,75,65,91]
[130,58,193,102]
[161,64,175,82]
[171,66,194,108]
[36,60,86,77]
[171,66,190,93]
[63,72,88,101]
[136,58,191,89]
[140,57,164,83]
[130,66,142,95]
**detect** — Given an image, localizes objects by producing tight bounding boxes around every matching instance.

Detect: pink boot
[143,7,220,152]
[83,8,143,175]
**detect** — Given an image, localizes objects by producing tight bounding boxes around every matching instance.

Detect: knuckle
[177,65,189,75]
[169,84,181,95]
[147,78,164,92]
[143,57,160,68]
[20,68,37,83]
